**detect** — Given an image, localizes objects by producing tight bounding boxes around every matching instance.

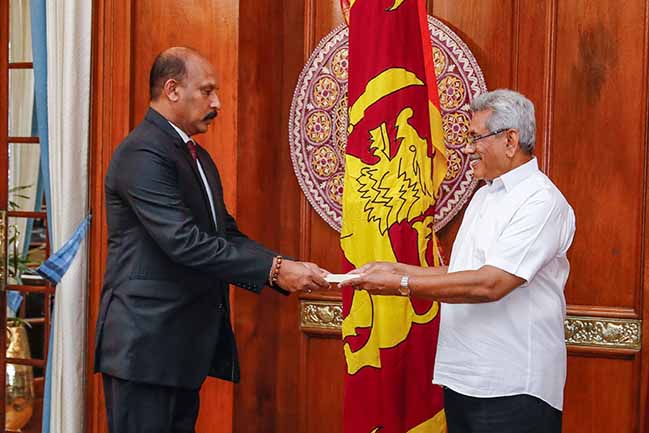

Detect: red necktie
[186,140,198,161]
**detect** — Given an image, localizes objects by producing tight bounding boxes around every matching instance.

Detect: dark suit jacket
[94,108,280,389]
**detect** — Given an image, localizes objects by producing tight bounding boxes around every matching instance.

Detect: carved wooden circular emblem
[289,17,487,232]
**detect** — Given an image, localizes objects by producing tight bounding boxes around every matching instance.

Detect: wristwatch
[398,275,410,297]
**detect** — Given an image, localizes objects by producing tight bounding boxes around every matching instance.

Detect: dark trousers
[102,373,200,433]
[444,387,562,433]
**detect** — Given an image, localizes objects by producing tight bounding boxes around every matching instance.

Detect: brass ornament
[5,323,34,430]
[299,300,644,351]
[0,210,6,291]
[564,315,641,350]
[300,300,343,330]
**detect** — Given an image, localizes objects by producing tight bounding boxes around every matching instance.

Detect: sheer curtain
[42,0,92,432]
[8,0,38,264]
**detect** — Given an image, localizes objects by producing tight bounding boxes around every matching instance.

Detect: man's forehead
[469,110,491,130]
[186,55,218,81]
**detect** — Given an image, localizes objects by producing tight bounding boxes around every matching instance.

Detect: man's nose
[211,94,221,111]
[462,141,475,155]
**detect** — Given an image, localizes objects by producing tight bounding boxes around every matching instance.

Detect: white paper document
[324,274,360,284]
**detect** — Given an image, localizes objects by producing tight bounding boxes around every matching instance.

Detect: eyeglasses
[467,128,508,146]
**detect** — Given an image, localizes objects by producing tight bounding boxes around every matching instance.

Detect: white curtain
[8,0,38,264]
[45,0,92,431]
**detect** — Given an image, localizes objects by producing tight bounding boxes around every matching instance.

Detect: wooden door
[87,1,649,432]
[87,1,241,432]
[233,1,649,433]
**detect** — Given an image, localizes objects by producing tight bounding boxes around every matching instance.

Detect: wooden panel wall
[552,0,645,310]
[87,1,132,432]
[232,0,303,432]
[231,0,649,432]
[87,0,649,432]
[88,1,240,433]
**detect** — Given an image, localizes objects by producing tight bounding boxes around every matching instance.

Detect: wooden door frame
[86,1,134,432]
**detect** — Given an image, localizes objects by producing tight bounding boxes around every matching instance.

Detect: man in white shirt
[348,89,575,433]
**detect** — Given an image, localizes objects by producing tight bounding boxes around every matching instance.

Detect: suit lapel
[145,108,218,232]
[186,148,220,233]
[195,144,225,234]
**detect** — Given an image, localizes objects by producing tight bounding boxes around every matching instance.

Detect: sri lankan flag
[340,0,447,432]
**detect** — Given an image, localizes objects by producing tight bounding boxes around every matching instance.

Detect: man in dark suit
[94,46,329,433]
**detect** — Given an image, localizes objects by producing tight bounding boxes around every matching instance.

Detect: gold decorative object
[299,301,644,351]
[564,315,641,350]
[300,300,344,330]
[5,323,34,430]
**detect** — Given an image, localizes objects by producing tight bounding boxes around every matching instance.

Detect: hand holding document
[275,260,330,293]
[324,274,360,284]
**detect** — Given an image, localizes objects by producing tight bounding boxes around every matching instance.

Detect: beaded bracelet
[270,256,283,286]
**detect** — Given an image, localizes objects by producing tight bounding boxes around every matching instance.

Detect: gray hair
[470,89,536,154]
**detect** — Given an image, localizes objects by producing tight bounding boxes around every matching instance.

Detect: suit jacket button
[217,303,224,310]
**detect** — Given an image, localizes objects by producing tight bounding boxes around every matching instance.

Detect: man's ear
[163,79,180,102]
[505,129,520,158]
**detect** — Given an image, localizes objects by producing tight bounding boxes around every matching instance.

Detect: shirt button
[217,303,224,310]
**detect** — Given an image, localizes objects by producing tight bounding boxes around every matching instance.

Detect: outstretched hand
[350,261,402,275]
[276,259,330,293]
[339,270,402,296]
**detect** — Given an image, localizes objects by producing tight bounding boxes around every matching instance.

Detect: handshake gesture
[271,258,413,294]
[272,257,331,293]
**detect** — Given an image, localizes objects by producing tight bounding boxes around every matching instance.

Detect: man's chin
[194,124,209,134]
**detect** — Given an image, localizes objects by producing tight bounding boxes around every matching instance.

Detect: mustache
[203,111,218,121]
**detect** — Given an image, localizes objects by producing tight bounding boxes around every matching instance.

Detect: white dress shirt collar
[167,121,192,144]
[494,156,539,193]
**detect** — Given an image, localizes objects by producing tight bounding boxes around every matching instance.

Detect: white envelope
[325,274,360,284]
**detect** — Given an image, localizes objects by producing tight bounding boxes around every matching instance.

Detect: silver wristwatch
[398,275,410,297]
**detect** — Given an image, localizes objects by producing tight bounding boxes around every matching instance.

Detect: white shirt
[168,122,218,230]
[433,158,575,410]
